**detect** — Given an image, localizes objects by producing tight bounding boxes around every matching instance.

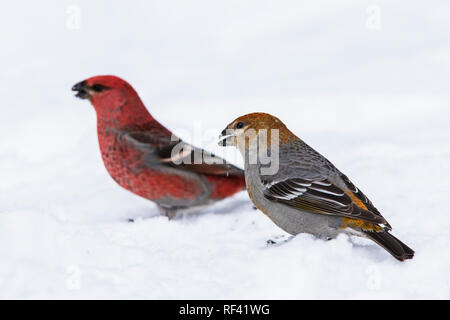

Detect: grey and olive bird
[219,112,414,261]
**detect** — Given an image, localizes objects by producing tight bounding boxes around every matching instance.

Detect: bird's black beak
[72,80,90,99]
[218,128,234,147]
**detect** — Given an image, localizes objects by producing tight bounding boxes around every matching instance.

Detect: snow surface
[1,0,449,299]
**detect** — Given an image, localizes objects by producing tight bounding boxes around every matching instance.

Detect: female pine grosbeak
[219,112,414,261]
[72,75,245,219]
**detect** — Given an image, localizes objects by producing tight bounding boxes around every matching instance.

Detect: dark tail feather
[364,231,414,261]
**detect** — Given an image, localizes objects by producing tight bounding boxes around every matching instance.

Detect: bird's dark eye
[236,122,244,129]
[91,84,108,92]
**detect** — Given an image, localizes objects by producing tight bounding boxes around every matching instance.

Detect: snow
[1,0,449,299]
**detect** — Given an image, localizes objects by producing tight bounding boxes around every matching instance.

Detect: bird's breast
[96,127,204,202]
[97,128,146,189]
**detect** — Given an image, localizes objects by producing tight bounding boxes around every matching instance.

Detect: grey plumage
[219,112,414,261]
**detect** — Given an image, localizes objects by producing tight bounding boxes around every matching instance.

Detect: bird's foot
[158,206,179,220]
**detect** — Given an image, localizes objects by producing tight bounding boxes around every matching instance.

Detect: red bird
[72,75,246,218]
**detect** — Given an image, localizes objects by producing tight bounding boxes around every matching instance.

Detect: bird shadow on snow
[176,198,253,222]
[124,198,253,223]
[346,236,391,262]
[262,233,392,263]
[122,202,392,263]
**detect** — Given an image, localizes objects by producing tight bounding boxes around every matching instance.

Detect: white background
[0,0,449,298]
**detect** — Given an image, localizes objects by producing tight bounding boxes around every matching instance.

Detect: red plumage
[72,75,245,218]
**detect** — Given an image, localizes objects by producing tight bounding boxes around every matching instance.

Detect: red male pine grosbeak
[219,113,414,261]
[72,75,245,218]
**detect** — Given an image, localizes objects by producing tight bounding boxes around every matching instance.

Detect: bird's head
[218,112,295,154]
[72,75,136,102]
[72,75,152,125]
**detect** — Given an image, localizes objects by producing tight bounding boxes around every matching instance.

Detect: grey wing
[261,140,390,228]
[262,177,389,226]
[261,139,340,182]
[121,131,244,176]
